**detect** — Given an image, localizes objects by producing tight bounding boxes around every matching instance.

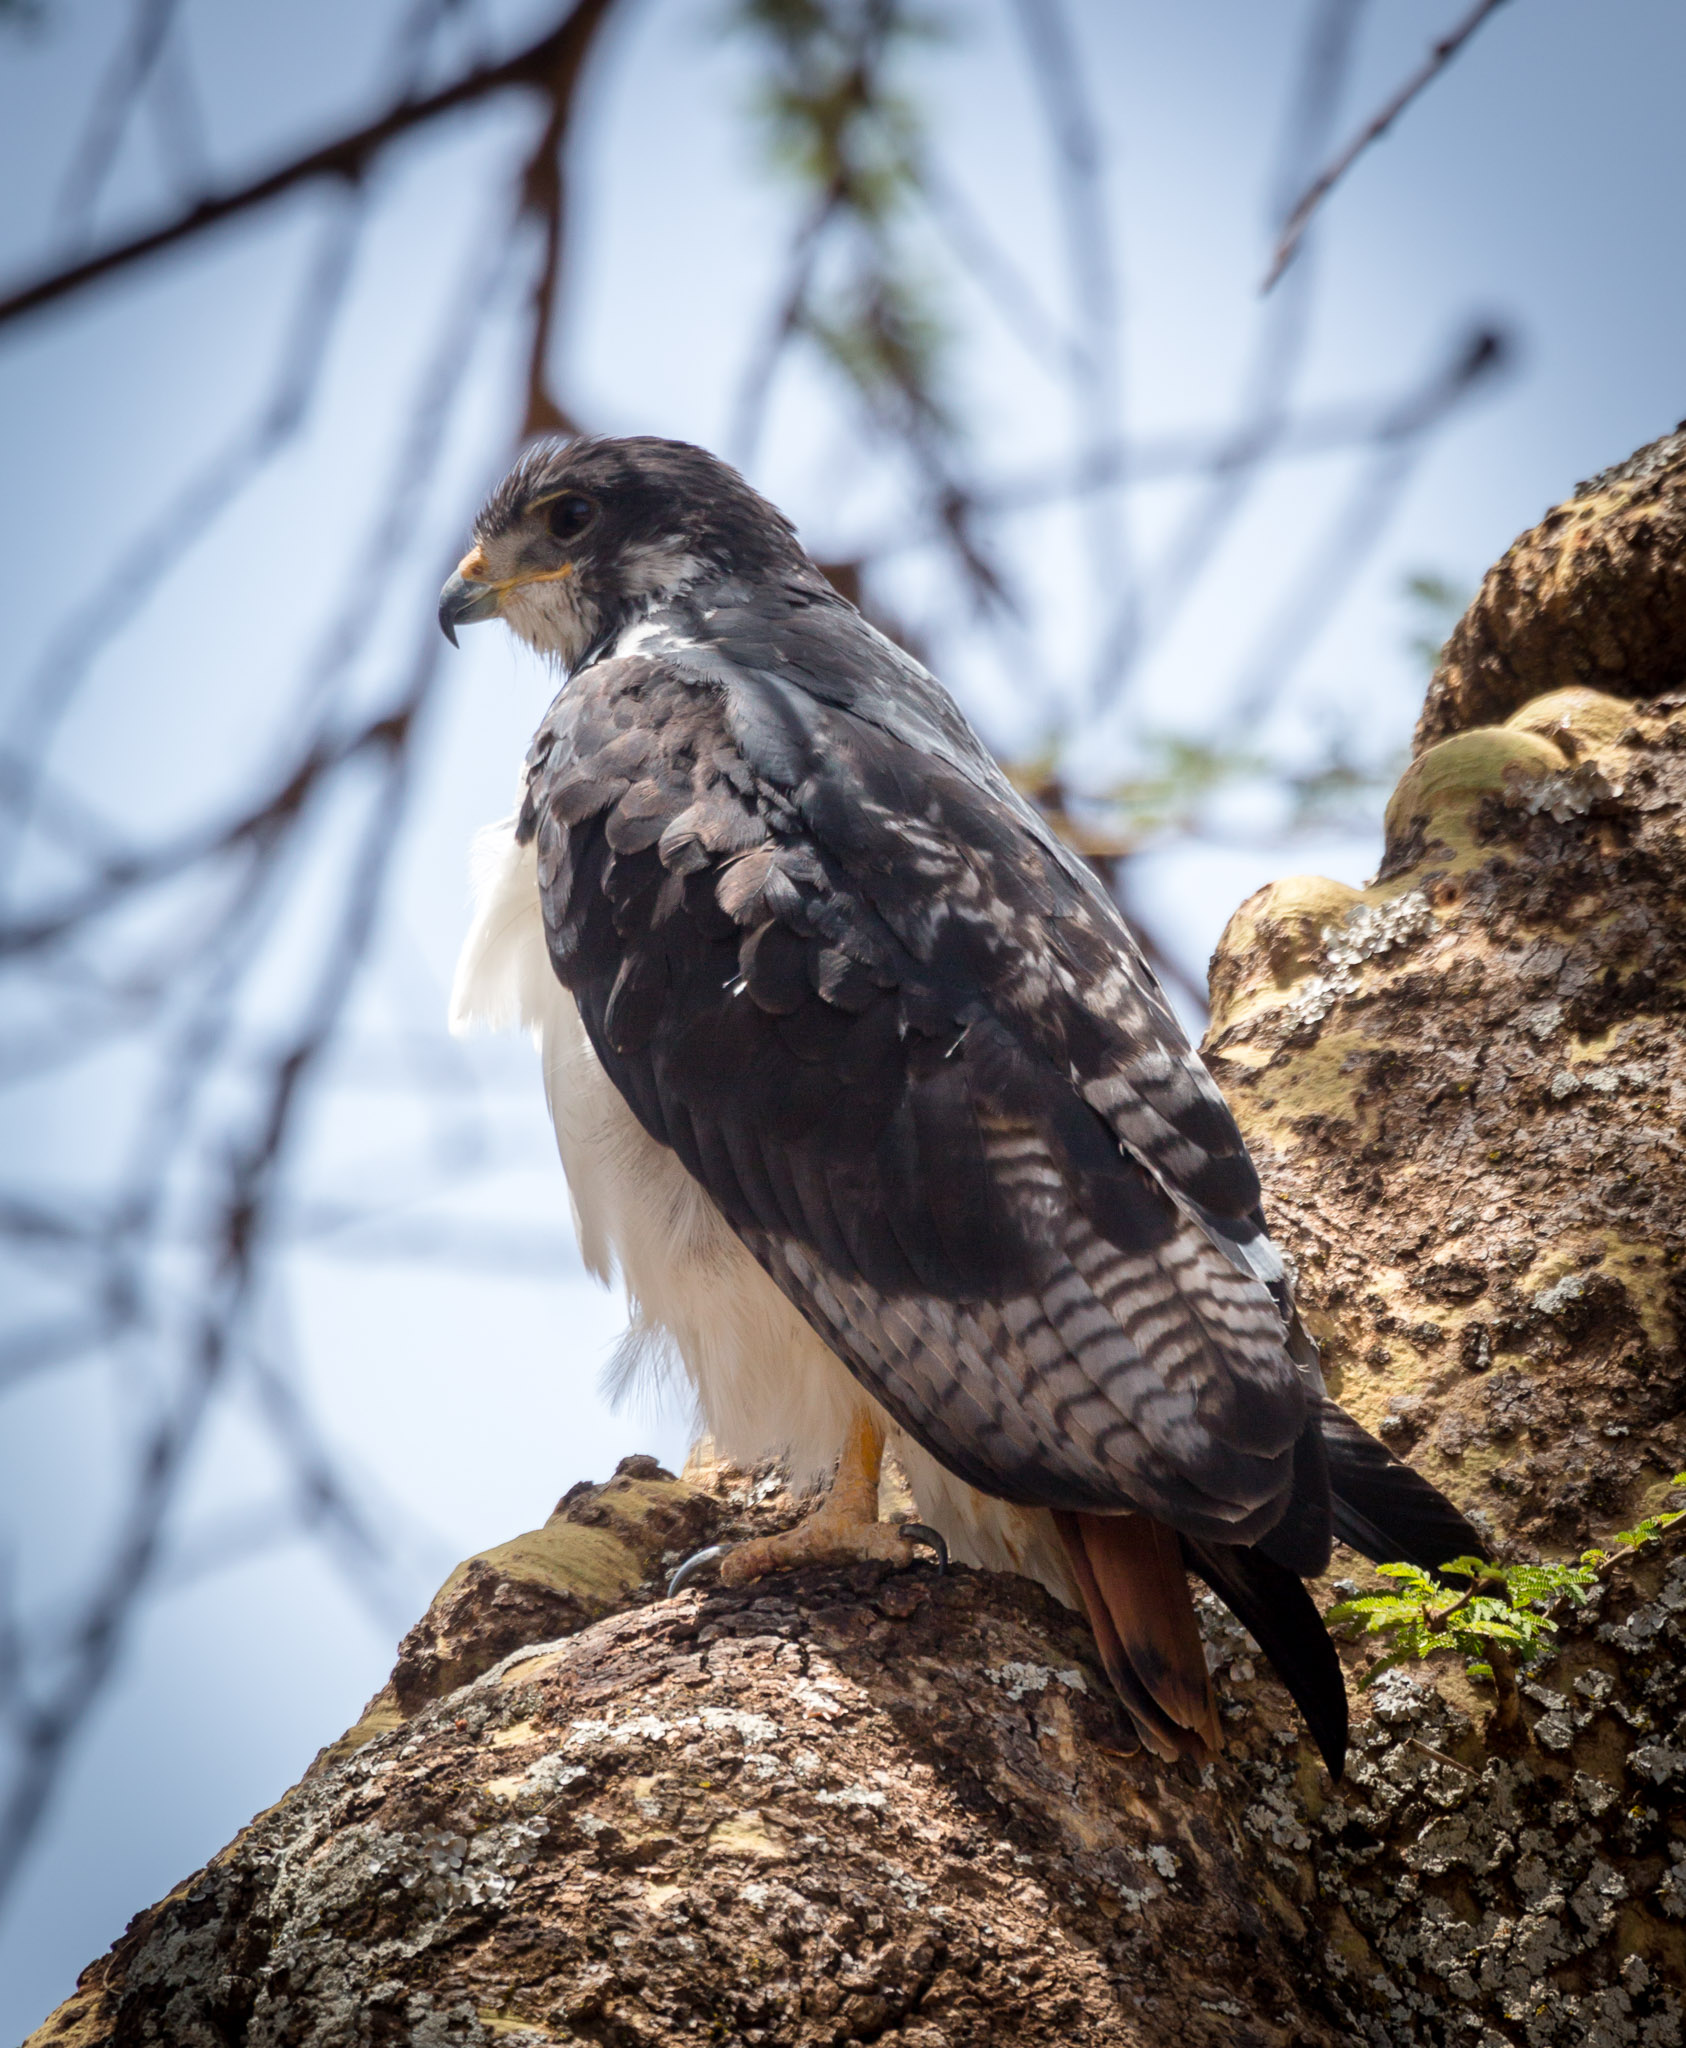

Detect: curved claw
[897,1522,949,1575]
[667,1544,730,1597]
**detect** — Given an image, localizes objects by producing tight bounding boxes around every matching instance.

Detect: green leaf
[1435,1555,1494,1580]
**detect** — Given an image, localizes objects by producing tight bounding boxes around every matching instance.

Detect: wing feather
[527,636,1309,1540]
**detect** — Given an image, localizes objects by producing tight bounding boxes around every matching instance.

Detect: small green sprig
[1328,1476,1686,1694]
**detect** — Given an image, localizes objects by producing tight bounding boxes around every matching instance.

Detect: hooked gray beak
[438,559,504,646]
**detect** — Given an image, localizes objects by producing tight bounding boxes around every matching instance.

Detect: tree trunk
[29,432,1686,2048]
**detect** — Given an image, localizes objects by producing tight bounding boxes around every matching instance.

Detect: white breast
[449,815,1078,1603]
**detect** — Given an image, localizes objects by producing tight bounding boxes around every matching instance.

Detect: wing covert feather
[525,632,1306,1537]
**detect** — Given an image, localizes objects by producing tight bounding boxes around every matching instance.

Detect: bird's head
[438,435,808,666]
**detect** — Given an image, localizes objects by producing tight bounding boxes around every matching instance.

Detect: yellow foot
[717,1512,944,1586]
[666,1409,947,1597]
[667,1516,945,1596]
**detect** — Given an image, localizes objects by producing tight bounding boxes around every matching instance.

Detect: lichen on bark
[1210,683,1686,1549]
[28,1458,1686,2048]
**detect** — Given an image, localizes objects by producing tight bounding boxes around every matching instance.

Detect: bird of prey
[442,435,1482,1774]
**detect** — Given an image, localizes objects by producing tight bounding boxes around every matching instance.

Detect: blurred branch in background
[1264,0,1512,291]
[0,0,622,1918]
[0,0,1515,1926]
[1006,0,1134,694]
[1084,0,1367,720]
[53,0,206,242]
[0,0,614,329]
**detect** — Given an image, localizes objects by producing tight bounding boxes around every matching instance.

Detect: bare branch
[0,0,616,333]
[0,721,391,960]
[1268,0,1372,221]
[1087,0,1370,714]
[1227,325,1511,723]
[141,8,212,198]
[0,198,366,887]
[0,600,448,1911]
[1264,0,1512,292]
[835,363,1495,566]
[1007,0,1137,703]
[54,0,186,239]
[728,189,841,473]
[515,18,599,441]
[0,1319,113,1398]
[916,163,1082,379]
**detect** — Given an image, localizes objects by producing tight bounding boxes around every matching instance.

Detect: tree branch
[1263,0,1511,292]
[514,10,599,441]
[0,0,616,333]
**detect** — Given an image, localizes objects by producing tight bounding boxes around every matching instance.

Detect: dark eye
[545,493,595,542]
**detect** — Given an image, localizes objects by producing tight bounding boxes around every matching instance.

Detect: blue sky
[2,0,1684,2032]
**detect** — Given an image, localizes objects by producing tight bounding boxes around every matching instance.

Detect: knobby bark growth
[29,430,1686,2047]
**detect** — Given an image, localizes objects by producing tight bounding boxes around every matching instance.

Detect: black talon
[897,1522,948,1574]
[668,1544,730,1597]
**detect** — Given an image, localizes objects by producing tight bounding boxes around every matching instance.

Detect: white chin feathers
[497,539,703,669]
[500,577,600,668]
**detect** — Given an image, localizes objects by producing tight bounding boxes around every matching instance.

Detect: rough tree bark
[28,430,1686,2048]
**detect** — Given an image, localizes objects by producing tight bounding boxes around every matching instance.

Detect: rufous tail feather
[1053,1510,1222,1764]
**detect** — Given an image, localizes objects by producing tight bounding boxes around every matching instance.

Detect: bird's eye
[544,493,595,543]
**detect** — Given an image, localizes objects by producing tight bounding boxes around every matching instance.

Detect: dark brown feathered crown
[474,435,808,581]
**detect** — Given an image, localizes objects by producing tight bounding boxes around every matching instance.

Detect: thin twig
[143,16,211,198]
[515,20,597,441]
[1007,0,1135,708]
[53,0,185,238]
[824,372,1520,569]
[1088,0,1368,715]
[0,604,448,1912]
[727,186,840,473]
[1225,325,1508,725]
[0,16,557,1896]
[916,162,1083,378]
[1408,1736,1474,1774]
[0,197,366,892]
[0,722,392,959]
[1264,0,1512,292]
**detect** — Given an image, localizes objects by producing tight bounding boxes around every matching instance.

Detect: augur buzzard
[441,435,1481,1774]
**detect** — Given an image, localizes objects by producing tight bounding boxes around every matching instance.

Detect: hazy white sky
[2,0,1684,2030]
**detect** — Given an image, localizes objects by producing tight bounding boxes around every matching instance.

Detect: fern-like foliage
[1327,1477,1686,1690]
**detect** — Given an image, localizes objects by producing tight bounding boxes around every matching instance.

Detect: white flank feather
[450,813,1078,1603]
